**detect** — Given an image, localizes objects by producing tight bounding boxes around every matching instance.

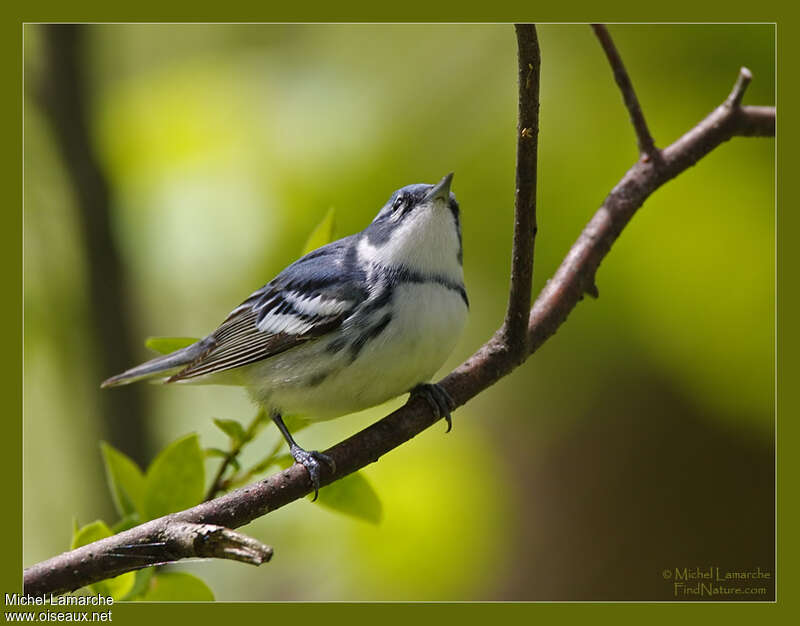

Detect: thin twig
[726,66,752,107]
[591,24,660,162]
[223,437,287,492]
[24,42,775,599]
[205,452,237,502]
[525,67,771,353]
[205,410,267,501]
[502,24,541,358]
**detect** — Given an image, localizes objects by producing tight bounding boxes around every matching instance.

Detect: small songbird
[102,173,468,498]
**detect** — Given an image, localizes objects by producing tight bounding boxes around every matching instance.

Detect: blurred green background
[23,24,774,600]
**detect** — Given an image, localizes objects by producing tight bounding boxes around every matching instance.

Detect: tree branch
[24,522,272,596]
[591,23,660,162]
[525,67,773,352]
[502,24,540,358]
[23,30,775,598]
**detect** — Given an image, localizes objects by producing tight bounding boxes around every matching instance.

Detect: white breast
[245,281,468,420]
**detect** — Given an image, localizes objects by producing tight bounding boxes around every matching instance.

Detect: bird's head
[359,173,463,281]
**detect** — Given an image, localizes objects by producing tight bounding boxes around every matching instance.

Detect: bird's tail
[100,340,210,388]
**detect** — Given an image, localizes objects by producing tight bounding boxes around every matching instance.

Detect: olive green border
[3,2,792,624]
[4,3,22,610]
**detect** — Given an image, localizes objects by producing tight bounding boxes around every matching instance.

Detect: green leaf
[213,418,248,446]
[302,207,336,255]
[100,441,146,518]
[71,520,109,550]
[71,521,136,599]
[142,572,214,601]
[143,433,205,520]
[315,471,383,524]
[111,514,140,534]
[120,567,155,601]
[95,571,136,601]
[144,336,199,355]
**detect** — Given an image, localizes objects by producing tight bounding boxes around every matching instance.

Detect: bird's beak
[426,172,454,203]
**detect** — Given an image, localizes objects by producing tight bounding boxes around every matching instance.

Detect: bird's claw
[290,445,336,501]
[411,383,455,432]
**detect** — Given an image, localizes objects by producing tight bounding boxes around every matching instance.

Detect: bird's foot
[411,383,455,432]
[290,445,336,501]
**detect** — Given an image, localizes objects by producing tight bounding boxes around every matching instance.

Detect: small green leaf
[213,418,248,446]
[145,336,199,355]
[315,471,383,524]
[302,207,336,255]
[120,567,155,601]
[97,571,136,601]
[142,572,214,601]
[143,433,205,520]
[71,521,136,599]
[100,442,146,518]
[71,520,109,550]
[111,514,140,534]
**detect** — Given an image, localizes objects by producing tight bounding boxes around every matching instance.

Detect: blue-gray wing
[168,237,366,382]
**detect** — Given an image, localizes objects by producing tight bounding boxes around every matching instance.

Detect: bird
[102,173,468,499]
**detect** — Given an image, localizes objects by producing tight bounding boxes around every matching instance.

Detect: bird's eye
[392,195,405,212]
